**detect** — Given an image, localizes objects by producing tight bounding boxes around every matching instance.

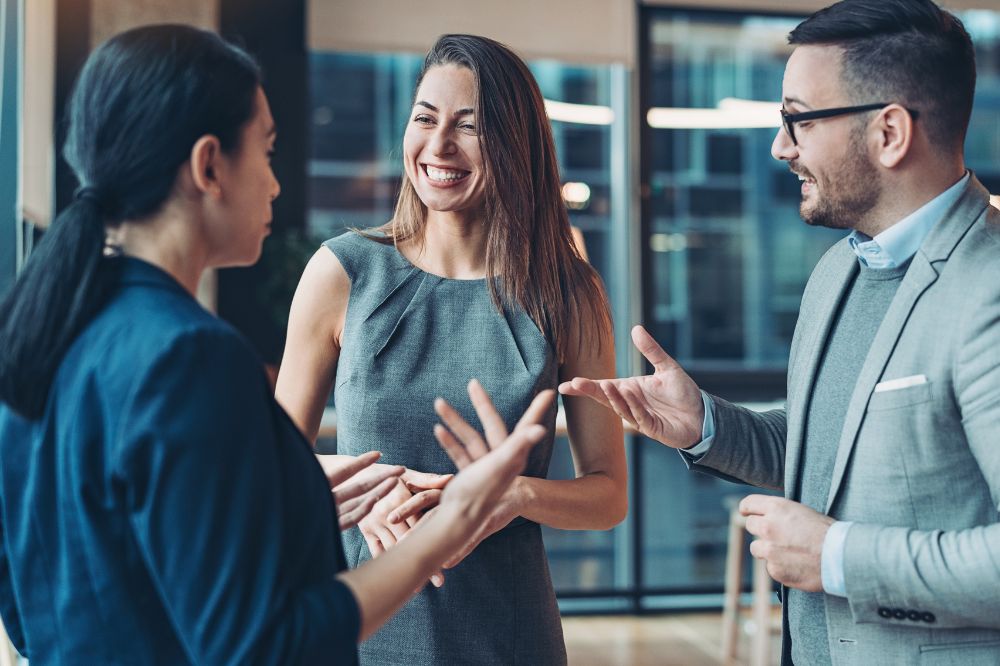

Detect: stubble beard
[798,134,881,231]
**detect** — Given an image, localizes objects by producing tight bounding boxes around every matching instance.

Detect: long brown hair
[372,34,611,362]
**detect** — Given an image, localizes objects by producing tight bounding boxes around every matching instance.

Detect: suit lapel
[823,176,991,513]
[784,242,857,499]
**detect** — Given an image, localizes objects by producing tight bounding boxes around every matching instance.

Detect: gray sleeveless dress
[324,231,567,665]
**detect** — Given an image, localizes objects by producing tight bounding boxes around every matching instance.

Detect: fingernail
[431,575,443,586]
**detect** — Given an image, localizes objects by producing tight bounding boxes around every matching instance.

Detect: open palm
[559,325,704,448]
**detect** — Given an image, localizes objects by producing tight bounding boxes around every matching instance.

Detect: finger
[375,526,398,549]
[487,424,547,480]
[748,538,769,560]
[386,515,410,541]
[467,379,510,447]
[739,494,776,517]
[743,515,765,538]
[600,381,639,429]
[363,533,384,558]
[435,397,489,459]
[402,469,453,491]
[631,325,681,374]
[333,464,404,504]
[388,489,442,524]
[435,423,473,469]
[616,383,651,432]
[558,378,613,409]
[319,451,381,488]
[336,477,398,530]
[512,389,556,433]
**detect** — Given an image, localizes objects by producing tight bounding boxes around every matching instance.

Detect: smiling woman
[402,65,485,221]
[276,33,627,666]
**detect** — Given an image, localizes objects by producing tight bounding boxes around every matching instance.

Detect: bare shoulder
[287,247,352,346]
[300,246,351,295]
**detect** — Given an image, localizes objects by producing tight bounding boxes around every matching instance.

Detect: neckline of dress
[390,244,488,283]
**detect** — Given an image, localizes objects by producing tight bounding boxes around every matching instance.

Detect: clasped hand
[358,469,452,587]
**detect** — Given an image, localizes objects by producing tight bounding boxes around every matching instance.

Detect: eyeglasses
[779,103,919,145]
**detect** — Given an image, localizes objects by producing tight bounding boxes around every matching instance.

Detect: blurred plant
[256,228,325,335]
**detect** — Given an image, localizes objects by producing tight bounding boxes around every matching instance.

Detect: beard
[794,132,881,231]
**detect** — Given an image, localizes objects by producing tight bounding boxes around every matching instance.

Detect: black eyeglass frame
[780,103,919,145]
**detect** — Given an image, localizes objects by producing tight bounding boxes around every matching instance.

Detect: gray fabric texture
[790,261,907,666]
[681,176,1000,665]
[324,231,567,666]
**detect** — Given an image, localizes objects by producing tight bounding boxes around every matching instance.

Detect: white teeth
[426,165,468,182]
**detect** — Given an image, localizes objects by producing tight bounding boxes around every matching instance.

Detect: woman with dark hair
[0,24,551,664]
[277,34,627,664]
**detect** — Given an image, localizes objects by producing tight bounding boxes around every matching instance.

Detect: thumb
[631,325,681,374]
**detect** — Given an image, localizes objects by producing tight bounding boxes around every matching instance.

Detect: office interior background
[3,0,1000,622]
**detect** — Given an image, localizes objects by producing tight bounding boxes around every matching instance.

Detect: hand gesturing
[559,325,704,449]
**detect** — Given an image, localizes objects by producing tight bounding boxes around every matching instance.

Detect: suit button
[921,612,936,623]
[906,610,921,621]
[893,609,907,620]
[878,607,892,618]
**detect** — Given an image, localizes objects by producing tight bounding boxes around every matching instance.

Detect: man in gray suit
[562,0,1000,663]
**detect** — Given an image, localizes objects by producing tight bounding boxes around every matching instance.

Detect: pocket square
[874,374,927,393]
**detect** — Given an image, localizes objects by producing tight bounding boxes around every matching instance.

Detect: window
[307,51,633,603]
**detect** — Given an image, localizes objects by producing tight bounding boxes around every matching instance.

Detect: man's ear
[874,104,915,169]
[189,134,223,197]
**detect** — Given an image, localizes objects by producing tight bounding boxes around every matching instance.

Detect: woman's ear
[874,104,915,169]
[189,135,223,197]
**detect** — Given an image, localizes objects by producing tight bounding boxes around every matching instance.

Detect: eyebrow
[415,101,475,116]
[782,96,813,110]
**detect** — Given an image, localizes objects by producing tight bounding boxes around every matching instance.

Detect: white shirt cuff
[683,391,716,456]
[821,520,853,598]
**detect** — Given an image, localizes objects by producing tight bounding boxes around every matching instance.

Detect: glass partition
[307,51,634,601]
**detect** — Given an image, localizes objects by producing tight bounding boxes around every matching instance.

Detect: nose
[428,125,457,157]
[270,169,281,201]
[771,125,798,162]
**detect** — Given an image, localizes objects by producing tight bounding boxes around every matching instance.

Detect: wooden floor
[563,612,781,666]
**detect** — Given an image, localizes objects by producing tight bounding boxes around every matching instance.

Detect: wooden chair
[721,500,781,666]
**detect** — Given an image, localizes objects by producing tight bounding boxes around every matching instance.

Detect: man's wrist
[682,391,716,453]
[820,520,852,597]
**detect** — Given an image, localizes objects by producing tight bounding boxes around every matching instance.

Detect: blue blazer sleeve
[116,327,359,665]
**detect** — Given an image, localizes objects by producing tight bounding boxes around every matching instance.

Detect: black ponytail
[0,25,260,419]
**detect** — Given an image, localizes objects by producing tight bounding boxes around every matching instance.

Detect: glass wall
[638,6,1000,607]
[307,51,633,601]
[307,6,1000,612]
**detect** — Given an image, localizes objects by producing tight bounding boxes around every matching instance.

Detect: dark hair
[789,0,976,150]
[378,34,611,362]
[0,24,261,419]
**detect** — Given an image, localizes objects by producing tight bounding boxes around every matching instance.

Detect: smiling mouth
[794,171,817,193]
[423,164,471,184]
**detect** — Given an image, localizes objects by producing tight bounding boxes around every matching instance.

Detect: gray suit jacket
[690,176,1000,665]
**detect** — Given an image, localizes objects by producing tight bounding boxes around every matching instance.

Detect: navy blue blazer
[0,258,359,664]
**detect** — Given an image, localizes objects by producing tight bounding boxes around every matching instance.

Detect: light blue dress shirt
[687,172,969,597]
